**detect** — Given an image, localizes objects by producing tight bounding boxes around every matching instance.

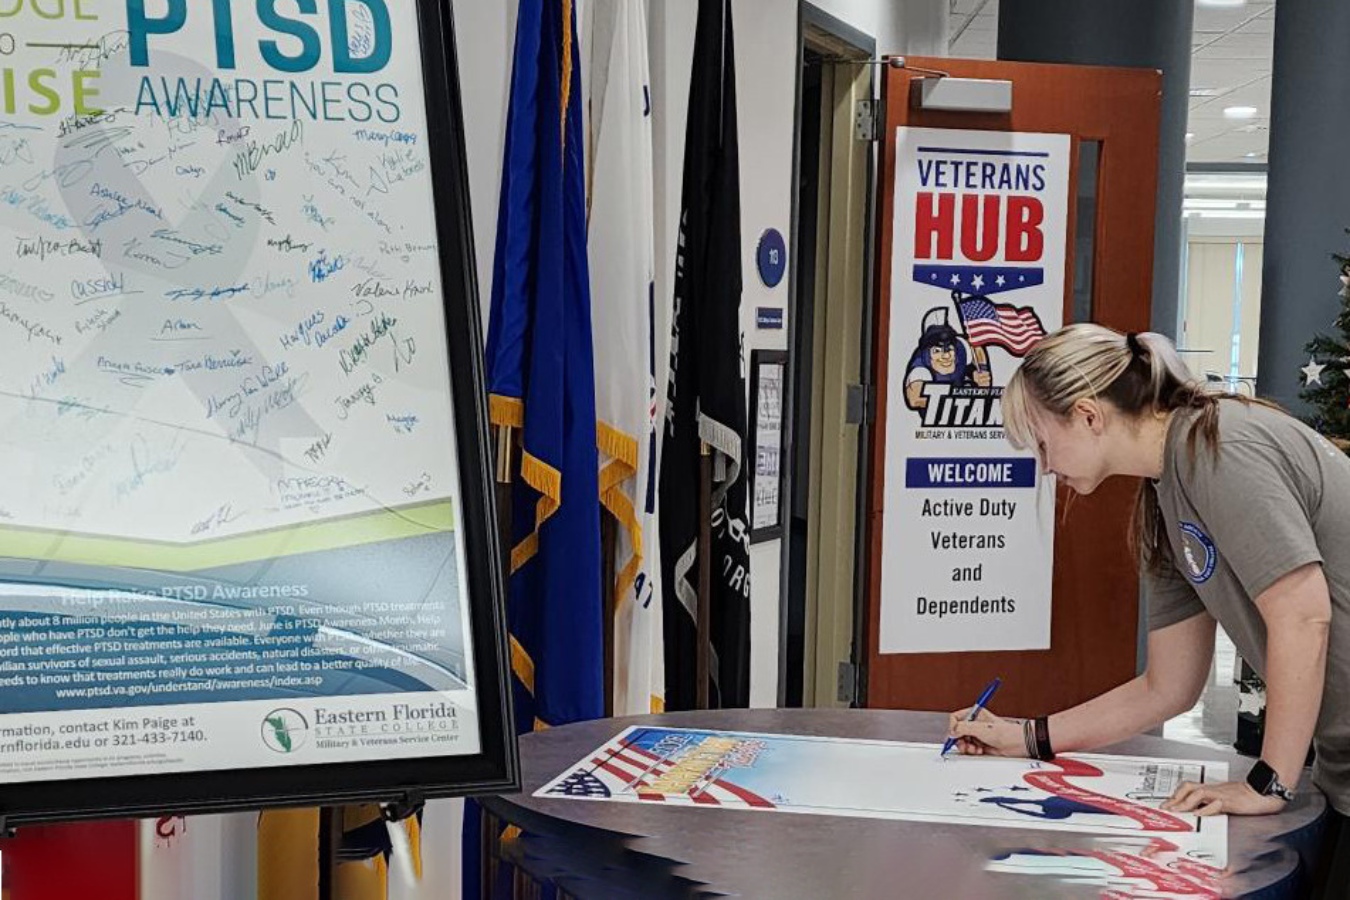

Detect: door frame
[779,3,877,707]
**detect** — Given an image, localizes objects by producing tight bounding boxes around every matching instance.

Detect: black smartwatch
[1246,759,1295,802]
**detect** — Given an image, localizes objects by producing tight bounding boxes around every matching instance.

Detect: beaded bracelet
[1022,718,1038,759]
[1022,716,1055,760]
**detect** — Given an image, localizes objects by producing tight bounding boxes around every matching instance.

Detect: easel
[316,793,424,900]
[319,807,340,900]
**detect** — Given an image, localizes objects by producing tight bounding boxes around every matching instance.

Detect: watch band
[1246,759,1295,802]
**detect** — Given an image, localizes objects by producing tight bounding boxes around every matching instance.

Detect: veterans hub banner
[879,127,1069,653]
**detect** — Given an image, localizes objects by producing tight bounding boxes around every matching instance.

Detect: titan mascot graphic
[901,265,1049,428]
[903,306,992,412]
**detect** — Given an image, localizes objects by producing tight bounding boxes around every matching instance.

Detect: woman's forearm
[1048,673,1184,753]
[1260,618,1328,790]
[1252,563,1333,792]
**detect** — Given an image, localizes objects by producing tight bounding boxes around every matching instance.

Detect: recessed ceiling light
[1223,106,1259,119]
[1189,88,1220,97]
[1185,132,1196,142]
[1194,210,1267,219]
[1197,0,1247,7]
[1244,151,1265,158]
[1183,176,1269,192]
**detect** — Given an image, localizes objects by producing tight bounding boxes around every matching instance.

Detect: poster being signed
[538,727,1229,867]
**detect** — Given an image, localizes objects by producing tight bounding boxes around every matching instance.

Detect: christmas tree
[1298,241,1350,452]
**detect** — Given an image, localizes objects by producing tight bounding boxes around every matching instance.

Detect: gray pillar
[997,0,1194,339]
[1257,0,1350,411]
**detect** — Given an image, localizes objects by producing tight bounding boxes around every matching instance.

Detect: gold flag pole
[493,425,514,579]
[696,441,712,710]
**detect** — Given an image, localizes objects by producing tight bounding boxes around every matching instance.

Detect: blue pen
[940,677,1002,758]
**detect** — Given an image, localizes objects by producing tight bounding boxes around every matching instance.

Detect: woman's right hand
[946,707,1030,757]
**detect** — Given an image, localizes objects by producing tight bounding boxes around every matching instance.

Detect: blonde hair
[1003,323,1268,573]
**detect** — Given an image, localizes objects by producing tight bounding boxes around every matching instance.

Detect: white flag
[585,0,664,715]
[138,813,256,900]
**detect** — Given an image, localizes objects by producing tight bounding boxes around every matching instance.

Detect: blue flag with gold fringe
[485,0,604,735]
[468,2,601,894]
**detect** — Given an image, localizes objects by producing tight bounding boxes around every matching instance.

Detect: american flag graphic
[550,770,612,797]
[956,296,1047,356]
[545,737,776,808]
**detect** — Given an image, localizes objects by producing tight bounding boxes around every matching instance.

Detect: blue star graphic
[972,274,985,290]
[950,273,961,286]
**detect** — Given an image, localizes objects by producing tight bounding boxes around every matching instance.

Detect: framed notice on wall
[0,1,516,823]
[878,127,1069,654]
[749,350,786,543]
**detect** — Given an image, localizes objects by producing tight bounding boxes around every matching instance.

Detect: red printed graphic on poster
[880,127,1070,653]
[988,836,1222,899]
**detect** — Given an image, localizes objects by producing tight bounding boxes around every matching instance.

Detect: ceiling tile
[1193,33,1274,59]
[946,0,1275,163]
[1193,6,1266,34]
[1234,14,1275,35]
[949,0,989,15]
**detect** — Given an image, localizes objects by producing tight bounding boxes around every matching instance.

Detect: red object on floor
[1,820,136,900]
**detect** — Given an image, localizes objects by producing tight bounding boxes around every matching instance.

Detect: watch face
[1247,761,1293,800]
[1247,760,1276,794]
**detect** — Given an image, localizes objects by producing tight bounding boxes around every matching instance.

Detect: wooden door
[864,58,1162,717]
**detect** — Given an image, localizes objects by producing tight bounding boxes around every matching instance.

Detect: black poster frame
[0,0,517,826]
[749,349,787,544]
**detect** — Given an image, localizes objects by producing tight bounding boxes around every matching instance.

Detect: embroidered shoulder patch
[1178,522,1217,584]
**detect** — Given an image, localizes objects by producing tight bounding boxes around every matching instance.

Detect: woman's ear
[1073,398,1106,434]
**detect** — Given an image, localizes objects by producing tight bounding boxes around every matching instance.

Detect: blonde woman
[945,324,1349,896]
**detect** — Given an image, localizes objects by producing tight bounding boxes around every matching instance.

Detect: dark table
[480,709,1326,898]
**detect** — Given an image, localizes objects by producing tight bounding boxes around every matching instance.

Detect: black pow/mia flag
[659,0,750,711]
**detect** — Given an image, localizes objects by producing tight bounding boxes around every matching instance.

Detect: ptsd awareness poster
[0,1,480,781]
[879,127,1069,653]
[537,727,1229,867]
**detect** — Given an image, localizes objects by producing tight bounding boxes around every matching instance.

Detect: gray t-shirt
[1148,400,1350,814]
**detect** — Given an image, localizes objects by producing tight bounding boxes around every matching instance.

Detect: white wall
[808,0,950,58]
[728,0,798,707]
[452,0,516,304]
[451,0,947,709]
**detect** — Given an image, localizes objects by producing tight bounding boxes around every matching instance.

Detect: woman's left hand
[1160,780,1287,816]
